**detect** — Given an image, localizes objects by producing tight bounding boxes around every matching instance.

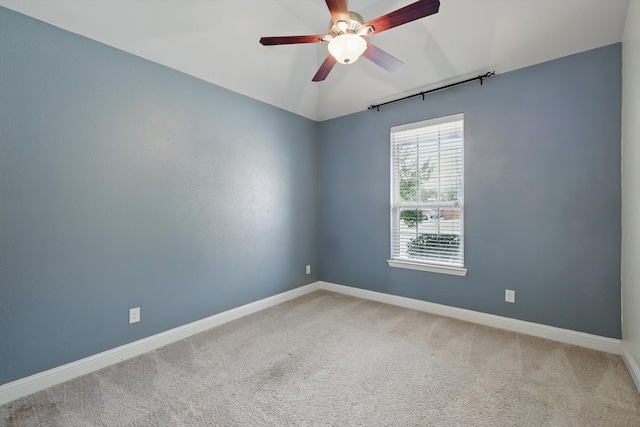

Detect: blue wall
[318,44,622,338]
[0,7,318,385]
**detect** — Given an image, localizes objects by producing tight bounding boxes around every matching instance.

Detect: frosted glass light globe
[328,33,367,64]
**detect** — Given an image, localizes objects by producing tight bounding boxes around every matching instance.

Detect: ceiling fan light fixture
[337,20,349,32]
[328,33,367,65]
[358,25,374,36]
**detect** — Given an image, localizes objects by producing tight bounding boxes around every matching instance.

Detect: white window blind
[390,113,464,269]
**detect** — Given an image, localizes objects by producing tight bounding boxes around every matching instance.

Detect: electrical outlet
[306,265,311,275]
[505,290,515,303]
[129,307,140,324]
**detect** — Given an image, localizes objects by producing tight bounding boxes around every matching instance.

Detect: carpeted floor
[2,290,640,426]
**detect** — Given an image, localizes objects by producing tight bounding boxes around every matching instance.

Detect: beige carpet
[2,290,639,426]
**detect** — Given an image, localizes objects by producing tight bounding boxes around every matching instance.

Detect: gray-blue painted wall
[318,44,622,339]
[0,8,318,385]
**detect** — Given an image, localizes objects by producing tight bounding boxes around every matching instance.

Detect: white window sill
[387,259,468,276]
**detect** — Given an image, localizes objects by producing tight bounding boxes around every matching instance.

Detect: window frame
[387,113,467,276]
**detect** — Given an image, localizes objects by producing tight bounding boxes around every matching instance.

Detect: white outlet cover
[306,265,311,275]
[505,290,516,303]
[129,307,140,324]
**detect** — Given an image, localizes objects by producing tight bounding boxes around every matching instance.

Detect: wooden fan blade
[363,0,440,35]
[260,35,325,45]
[363,42,404,73]
[325,0,350,26]
[312,55,338,82]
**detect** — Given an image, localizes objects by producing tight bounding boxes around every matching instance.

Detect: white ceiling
[0,0,630,121]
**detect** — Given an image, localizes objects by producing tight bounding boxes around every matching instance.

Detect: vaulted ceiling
[0,0,630,121]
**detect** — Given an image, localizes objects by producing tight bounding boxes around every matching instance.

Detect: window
[388,114,466,276]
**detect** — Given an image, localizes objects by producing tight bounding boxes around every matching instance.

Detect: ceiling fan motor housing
[328,11,365,37]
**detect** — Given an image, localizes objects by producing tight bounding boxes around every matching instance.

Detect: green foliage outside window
[400,209,424,228]
[407,234,461,260]
[399,156,433,203]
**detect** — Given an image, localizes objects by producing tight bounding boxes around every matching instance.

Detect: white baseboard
[0,280,625,406]
[621,344,640,392]
[0,282,321,406]
[318,281,622,355]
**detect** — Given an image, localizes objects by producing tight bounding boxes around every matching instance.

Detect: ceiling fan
[259,0,440,82]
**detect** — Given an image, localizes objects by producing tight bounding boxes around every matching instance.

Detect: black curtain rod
[368,71,496,111]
